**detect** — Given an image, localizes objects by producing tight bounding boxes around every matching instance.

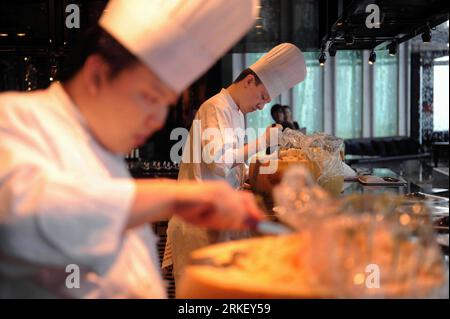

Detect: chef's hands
[174,181,265,230]
[261,124,282,149]
[128,179,264,230]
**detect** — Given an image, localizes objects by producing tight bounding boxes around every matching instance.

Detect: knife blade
[245,217,293,235]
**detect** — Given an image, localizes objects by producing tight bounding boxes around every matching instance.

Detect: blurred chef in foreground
[0,0,263,298]
[164,43,308,287]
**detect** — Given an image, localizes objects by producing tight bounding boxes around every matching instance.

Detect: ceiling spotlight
[345,31,354,45]
[318,52,326,66]
[328,44,337,57]
[368,50,376,65]
[0,33,8,37]
[421,25,432,43]
[388,41,398,56]
[17,32,26,37]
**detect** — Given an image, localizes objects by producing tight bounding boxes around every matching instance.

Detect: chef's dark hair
[233,68,262,85]
[270,104,283,120]
[60,25,140,82]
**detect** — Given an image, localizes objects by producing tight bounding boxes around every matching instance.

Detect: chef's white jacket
[0,83,166,298]
[177,88,247,188]
[164,89,251,285]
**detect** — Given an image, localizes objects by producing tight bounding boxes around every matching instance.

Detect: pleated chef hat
[249,43,307,100]
[99,0,259,94]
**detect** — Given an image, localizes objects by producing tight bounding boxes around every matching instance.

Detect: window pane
[335,51,363,138]
[292,52,324,133]
[433,57,449,131]
[246,99,280,131]
[374,50,398,137]
[244,52,324,134]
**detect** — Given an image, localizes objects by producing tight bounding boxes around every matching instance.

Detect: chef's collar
[48,82,89,135]
[221,88,242,115]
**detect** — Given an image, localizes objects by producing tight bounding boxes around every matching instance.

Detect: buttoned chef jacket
[163,89,251,283]
[177,88,247,188]
[0,83,165,298]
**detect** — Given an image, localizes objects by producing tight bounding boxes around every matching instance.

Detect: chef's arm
[198,104,282,179]
[0,163,261,273]
[0,162,136,273]
[228,124,282,169]
[203,124,281,178]
[126,179,180,228]
[127,179,264,230]
[229,142,261,169]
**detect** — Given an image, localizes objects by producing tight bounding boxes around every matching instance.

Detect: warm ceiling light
[0,33,8,37]
[17,32,27,37]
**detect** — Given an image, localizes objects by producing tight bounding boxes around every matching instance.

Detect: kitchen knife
[245,217,293,235]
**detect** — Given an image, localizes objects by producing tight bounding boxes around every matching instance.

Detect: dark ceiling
[0,0,448,55]
[321,0,449,52]
[0,0,107,56]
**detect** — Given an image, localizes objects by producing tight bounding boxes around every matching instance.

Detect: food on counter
[317,174,345,196]
[178,221,448,299]
[249,146,343,197]
[403,192,449,205]
[249,148,320,195]
[249,130,346,197]
[180,172,448,299]
[404,192,428,200]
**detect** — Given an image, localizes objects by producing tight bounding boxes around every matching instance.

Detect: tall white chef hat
[249,43,307,100]
[99,0,259,94]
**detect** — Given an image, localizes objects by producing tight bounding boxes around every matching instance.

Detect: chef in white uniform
[164,43,308,287]
[0,0,263,298]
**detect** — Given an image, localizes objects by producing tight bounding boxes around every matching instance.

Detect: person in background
[165,43,308,288]
[281,105,299,130]
[0,0,263,298]
[270,104,285,125]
